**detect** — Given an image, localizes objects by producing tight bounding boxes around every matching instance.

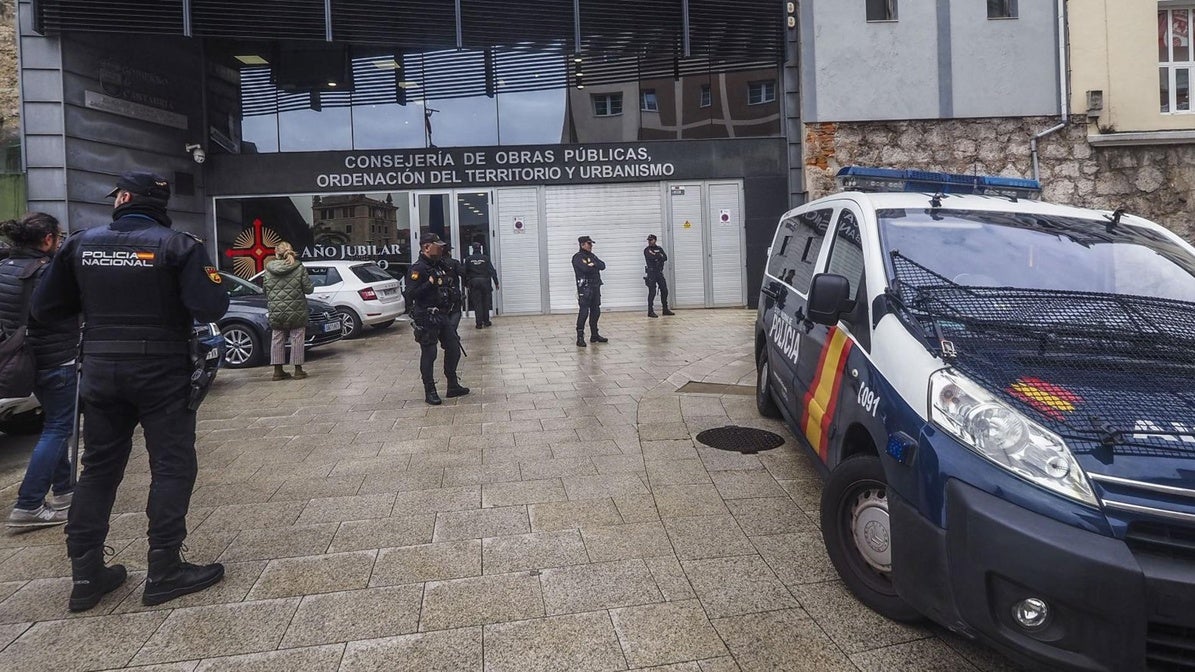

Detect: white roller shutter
[708,182,746,307]
[545,183,662,312]
[495,188,543,315]
[667,184,706,308]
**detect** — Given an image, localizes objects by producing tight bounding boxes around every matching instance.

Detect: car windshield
[878,209,1195,302]
[351,263,393,284]
[221,272,264,297]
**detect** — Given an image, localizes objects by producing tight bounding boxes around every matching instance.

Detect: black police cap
[578,235,595,245]
[420,232,447,246]
[106,172,171,201]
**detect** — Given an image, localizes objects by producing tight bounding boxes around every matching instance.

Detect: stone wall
[804,116,1195,242]
[0,0,16,146]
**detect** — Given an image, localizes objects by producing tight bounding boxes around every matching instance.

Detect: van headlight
[929,370,1097,506]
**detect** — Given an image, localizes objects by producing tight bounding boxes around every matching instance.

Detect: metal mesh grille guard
[889,252,1195,458]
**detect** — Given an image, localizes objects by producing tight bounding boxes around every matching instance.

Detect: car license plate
[324,323,340,333]
[381,288,396,297]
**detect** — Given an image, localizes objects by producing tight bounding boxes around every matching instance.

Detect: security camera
[185,143,206,164]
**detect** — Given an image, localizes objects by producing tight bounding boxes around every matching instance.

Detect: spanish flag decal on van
[1008,377,1081,421]
[801,327,854,462]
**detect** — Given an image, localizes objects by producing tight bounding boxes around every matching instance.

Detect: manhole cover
[695,426,785,454]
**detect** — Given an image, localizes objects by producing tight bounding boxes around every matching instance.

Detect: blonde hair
[274,242,296,261]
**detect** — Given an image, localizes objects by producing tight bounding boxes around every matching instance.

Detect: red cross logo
[225,218,281,278]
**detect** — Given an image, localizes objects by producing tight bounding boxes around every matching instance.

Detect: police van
[756,167,1195,672]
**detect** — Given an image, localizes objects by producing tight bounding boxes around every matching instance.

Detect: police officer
[572,235,608,348]
[32,172,230,612]
[407,233,469,405]
[441,243,466,329]
[463,243,499,329]
[644,234,675,318]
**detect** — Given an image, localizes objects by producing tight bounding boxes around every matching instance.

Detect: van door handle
[761,286,780,299]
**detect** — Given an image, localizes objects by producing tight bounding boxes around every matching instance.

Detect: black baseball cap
[647,234,657,241]
[420,232,447,246]
[106,172,171,201]
[578,236,595,245]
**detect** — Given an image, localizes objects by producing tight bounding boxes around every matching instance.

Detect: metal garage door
[545,183,662,313]
[495,187,543,315]
[667,184,706,308]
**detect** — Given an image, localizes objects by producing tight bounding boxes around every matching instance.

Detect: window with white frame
[866,0,897,21]
[987,0,1017,19]
[699,84,712,108]
[747,80,776,105]
[592,93,623,117]
[640,89,658,112]
[1160,7,1194,113]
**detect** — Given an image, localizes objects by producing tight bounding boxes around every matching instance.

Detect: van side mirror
[807,273,853,325]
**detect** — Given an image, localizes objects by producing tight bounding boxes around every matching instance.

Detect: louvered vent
[579,0,683,57]
[331,0,457,48]
[461,0,574,50]
[37,0,185,35]
[192,0,326,40]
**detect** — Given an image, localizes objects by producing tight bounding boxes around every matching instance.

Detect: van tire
[756,349,782,419]
[821,455,922,622]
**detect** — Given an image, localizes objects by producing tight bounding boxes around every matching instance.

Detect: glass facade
[226,48,781,153]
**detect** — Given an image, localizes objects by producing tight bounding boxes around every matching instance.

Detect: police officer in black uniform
[406,233,469,405]
[463,243,499,329]
[441,244,466,332]
[644,234,675,318]
[572,235,608,348]
[32,172,230,612]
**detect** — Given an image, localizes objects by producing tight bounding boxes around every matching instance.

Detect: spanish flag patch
[205,266,222,284]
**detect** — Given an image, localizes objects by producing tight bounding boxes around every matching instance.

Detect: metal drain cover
[695,426,785,454]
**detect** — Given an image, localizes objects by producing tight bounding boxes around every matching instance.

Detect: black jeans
[469,282,492,326]
[66,356,197,557]
[647,272,669,311]
[414,314,462,385]
[576,285,601,333]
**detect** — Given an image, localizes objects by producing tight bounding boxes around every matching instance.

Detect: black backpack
[0,258,46,398]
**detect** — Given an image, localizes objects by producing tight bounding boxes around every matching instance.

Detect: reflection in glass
[1162,67,1171,113]
[457,192,491,258]
[352,103,428,150]
[417,193,452,254]
[497,88,567,145]
[242,113,279,153]
[1179,68,1190,112]
[279,101,353,152]
[1161,11,1172,63]
[424,95,499,147]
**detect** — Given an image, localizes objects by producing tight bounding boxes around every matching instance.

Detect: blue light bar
[835,166,1042,200]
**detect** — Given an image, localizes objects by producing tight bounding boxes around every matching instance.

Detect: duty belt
[83,340,190,356]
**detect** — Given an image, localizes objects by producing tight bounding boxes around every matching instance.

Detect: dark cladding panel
[331,0,457,48]
[689,0,783,61]
[38,0,185,35]
[192,0,326,40]
[460,0,574,51]
[579,0,683,56]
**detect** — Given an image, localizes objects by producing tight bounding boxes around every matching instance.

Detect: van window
[308,266,342,288]
[768,208,832,293]
[826,208,866,301]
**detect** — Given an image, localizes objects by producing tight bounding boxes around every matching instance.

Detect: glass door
[414,192,454,258]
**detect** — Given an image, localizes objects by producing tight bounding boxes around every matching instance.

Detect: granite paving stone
[563,474,650,500]
[681,555,798,618]
[0,572,143,623]
[192,644,344,672]
[644,459,713,487]
[481,529,589,574]
[0,611,169,672]
[481,478,568,508]
[483,611,627,672]
[581,521,675,562]
[662,516,754,560]
[610,600,728,668]
[218,524,339,562]
[246,550,377,600]
[541,559,664,615]
[644,555,697,601]
[420,571,544,631]
[280,584,423,648]
[725,497,813,536]
[652,484,729,519]
[131,598,301,665]
[750,531,839,586]
[791,581,932,654]
[294,493,397,525]
[432,506,529,542]
[711,608,854,672]
[850,637,979,672]
[390,486,481,516]
[528,498,624,532]
[339,627,482,672]
[370,539,481,586]
[709,470,788,500]
[327,515,436,553]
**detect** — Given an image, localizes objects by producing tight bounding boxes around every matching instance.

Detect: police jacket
[644,245,668,274]
[31,203,229,357]
[441,256,465,310]
[405,254,454,318]
[572,250,605,286]
[463,253,498,288]
[0,248,79,369]
[262,258,313,330]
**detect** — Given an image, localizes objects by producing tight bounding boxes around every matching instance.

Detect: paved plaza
[0,309,1026,671]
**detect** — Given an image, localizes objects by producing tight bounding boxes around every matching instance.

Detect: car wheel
[756,349,782,419]
[372,319,396,330]
[821,455,922,622]
[338,308,363,339]
[0,408,44,435]
[221,323,262,368]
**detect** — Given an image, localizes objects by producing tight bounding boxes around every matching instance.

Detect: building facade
[15,0,787,314]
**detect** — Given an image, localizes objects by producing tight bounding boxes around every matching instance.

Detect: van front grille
[1148,622,1195,671]
[1126,522,1195,562]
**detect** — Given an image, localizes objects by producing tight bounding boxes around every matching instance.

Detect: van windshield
[877,209,1195,302]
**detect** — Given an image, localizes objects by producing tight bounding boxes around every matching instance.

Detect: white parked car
[255,260,405,339]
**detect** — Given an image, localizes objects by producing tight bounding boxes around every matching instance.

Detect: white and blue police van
[756,167,1195,672]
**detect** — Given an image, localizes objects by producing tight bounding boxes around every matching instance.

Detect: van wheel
[821,455,922,622]
[337,308,363,339]
[756,349,782,419]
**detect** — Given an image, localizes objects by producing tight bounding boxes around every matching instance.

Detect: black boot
[69,547,128,612]
[445,377,470,398]
[425,382,443,406]
[142,547,223,606]
[590,332,609,343]
[662,304,675,316]
[648,307,658,318]
[576,330,587,347]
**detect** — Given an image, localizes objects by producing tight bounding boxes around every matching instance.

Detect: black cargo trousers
[65,355,197,557]
[413,311,462,384]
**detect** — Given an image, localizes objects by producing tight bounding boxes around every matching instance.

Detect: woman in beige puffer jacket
[262,242,314,381]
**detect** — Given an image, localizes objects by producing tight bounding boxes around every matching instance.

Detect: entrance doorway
[411,190,497,313]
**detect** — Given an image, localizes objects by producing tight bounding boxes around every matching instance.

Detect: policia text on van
[756,167,1195,672]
